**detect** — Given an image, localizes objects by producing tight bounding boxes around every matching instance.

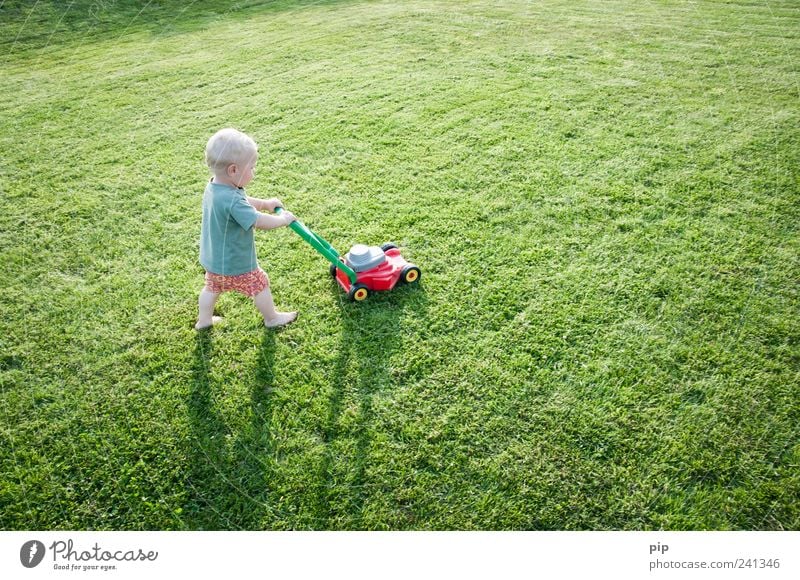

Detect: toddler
[195,128,298,330]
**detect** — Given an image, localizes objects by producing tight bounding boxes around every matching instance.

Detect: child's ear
[226,163,238,177]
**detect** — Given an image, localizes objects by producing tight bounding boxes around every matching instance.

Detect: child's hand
[265,198,284,212]
[281,210,296,225]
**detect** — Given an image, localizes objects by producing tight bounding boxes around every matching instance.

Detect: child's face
[229,151,258,188]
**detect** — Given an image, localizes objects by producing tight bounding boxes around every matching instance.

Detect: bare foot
[264,311,298,328]
[195,316,223,330]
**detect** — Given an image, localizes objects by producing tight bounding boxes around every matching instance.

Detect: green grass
[0,0,798,530]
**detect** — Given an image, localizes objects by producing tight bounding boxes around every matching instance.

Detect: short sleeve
[229,195,259,231]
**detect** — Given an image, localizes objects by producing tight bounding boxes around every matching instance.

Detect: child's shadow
[314,282,428,529]
[186,329,277,529]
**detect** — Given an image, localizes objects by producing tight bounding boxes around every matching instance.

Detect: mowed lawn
[0,0,798,530]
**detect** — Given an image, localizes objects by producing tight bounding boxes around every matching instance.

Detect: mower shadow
[314,280,428,529]
[186,328,278,529]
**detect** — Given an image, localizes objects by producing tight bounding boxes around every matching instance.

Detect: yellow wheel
[349,284,370,302]
[401,265,421,284]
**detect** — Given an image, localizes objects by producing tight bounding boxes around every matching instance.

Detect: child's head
[205,128,258,187]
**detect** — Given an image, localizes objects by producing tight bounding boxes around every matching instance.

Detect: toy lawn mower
[276,207,421,301]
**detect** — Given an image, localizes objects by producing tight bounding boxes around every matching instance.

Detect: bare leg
[253,288,297,328]
[195,288,222,330]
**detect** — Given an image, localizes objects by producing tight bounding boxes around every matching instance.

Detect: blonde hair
[205,128,258,173]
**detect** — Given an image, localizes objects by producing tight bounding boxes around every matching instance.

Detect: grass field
[0,0,798,530]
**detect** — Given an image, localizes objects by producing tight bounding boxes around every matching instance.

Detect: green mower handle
[274,206,358,284]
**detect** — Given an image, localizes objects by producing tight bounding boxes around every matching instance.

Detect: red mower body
[332,245,421,301]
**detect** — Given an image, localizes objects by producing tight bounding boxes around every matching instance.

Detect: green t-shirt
[199,180,260,276]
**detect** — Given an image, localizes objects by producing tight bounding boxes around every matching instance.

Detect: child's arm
[254,210,295,230]
[247,196,283,213]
